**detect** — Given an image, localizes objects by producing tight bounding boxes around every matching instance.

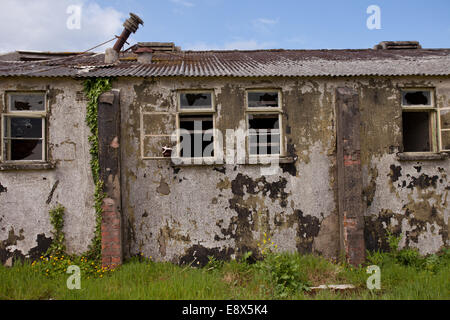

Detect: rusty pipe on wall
[113,13,144,53]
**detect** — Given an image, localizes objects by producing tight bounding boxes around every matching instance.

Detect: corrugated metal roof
[0,48,449,78]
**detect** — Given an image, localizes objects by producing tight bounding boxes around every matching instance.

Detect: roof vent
[133,42,181,64]
[135,42,181,53]
[374,41,422,50]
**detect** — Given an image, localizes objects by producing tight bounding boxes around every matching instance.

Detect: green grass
[0,251,448,300]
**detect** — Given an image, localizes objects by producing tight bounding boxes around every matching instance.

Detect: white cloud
[0,0,126,53]
[170,0,195,7]
[252,17,278,33]
[255,18,278,25]
[185,39,277,51]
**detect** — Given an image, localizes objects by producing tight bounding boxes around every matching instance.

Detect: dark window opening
[248,114,280,155]
[3,116,44,161]
[6,140,42,160]
[402,91,431,106]
[180,93,212,109]
[248,92,279,108]
[179,115,214,157]
[402,112,431,152]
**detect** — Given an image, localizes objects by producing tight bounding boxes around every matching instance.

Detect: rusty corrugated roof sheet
[0,48,449,78]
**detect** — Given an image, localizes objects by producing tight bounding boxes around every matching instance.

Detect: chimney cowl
[112,13,144,53]
[123,13,144,33]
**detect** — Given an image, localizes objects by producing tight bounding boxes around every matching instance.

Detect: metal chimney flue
[113,13,144,53]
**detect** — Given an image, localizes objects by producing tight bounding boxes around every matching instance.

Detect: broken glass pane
[179,115,214,157]
[402,90,431,106]
[248,114,280,155]
[10,93,45,111]
[4,139,43,160]
[248,92,279,108]
[5,117,42,138]
[180,93,212,109]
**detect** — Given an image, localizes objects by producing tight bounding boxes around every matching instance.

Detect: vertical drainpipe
[99,13,143,267]
[98,90,122,269]
[336,87,366,266]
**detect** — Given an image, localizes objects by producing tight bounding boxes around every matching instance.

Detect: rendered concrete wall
[360,77,450,255]
[0,78,95,263]
[1,75,448,266]
[116,75,448,264]
[117,77,339,265]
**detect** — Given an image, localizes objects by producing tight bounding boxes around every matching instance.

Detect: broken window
[177,91,215,159]
[402,112,431,152]
[179,115,214,158]
[248,91,279,108]
[180,93,212,110]
[401,89,438,152]
[248,114,280,155]
[246,89,283,157]
[2,92,46,161]
[402,90,431,106]
[9,93,46,111]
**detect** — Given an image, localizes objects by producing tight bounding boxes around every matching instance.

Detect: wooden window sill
[396,152,448,161]
[168,156,295,166]
[0,161,56,171]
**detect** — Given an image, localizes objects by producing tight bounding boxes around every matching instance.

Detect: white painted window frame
[400,88,439,153]
[140,111,177,160]
[245,89,284,159]
[175,90,217,162]
[1,91,47,162]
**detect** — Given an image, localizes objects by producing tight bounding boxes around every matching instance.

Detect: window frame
[245,89,284,159]
[400,88,439,153]
[1,91,48,163]
[178,90,215,113]
[176,90,217,162]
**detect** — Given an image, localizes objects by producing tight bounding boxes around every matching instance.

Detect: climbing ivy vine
[46,204,66,256]
[83,78,112,261]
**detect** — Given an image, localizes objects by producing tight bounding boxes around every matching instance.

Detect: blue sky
[98,0,450,50]
[0,0,449,53]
